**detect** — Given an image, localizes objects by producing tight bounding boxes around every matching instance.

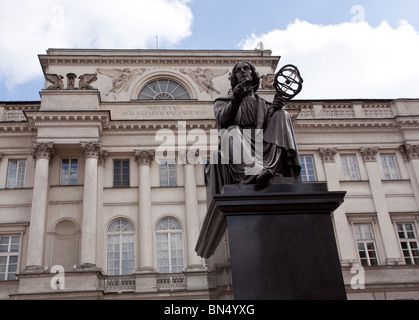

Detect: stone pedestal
[196,182,347,300]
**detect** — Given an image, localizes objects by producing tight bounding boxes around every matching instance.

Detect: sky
[0,0,419,101]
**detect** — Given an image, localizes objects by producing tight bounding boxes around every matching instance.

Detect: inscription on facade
[112,105,212,120]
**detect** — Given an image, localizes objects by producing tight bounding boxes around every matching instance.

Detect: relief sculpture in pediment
[98,68,146,98]
[180,68,228,96]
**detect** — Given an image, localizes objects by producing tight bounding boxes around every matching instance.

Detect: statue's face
[234,62,253,85]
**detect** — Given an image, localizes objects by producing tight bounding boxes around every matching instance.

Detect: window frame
[106,219,135,276]
[352,223,380,267]
[396,222,419,265]
[341,154,361,181]
[0,234,21,281]
[6,159,26,189]
[60,158,79,185]
[299,155,317,182]
[138,79,190,100]
[155,217,184,274]
[160,160,177,187]
[380,154,400,180]
[113,159,130,188]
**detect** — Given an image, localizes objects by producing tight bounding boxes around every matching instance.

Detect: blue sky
[1,0,419,101]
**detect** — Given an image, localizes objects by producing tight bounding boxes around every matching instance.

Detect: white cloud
[240,19,419,99]
[0,0,193,88]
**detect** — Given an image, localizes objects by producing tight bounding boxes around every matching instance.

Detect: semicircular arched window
[107,219,135,275]
[138,79,190,100]
[155,217,184,273]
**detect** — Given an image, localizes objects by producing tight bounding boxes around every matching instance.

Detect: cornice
[0,122,36,136]
[294,118,401,132]
[39,53,279,73]
[24,111,111,130]
[102,121,216,135]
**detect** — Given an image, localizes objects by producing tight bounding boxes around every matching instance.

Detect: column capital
[134,150,155,166]
[31,142,55,160]
[359,147,378,162]
[319,148,337,163]
[81,142,102,159]
[400,143,419,162]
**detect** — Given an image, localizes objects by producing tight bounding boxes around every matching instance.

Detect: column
[80,142,101,268]
[360,147,403,265]
[134,150,155,272]
[183,150,205,271]
[25,142,55,271]
[319,148,358,266]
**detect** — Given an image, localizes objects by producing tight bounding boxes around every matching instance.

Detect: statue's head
[230,61,260,93]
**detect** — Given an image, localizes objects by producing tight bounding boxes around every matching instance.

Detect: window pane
[114,160,129,188]
[381,155,400,180]
[342,155,360,180]
[106,220,134,275]
[299,156,316,182]
[156,218,184,273]
[138,80,190,100]
[354,224,379,266]
[7,160,26,188]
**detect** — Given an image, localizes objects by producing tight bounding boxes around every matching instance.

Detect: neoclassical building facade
[0,49,418,299]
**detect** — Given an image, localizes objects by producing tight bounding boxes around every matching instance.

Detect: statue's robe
[205,93,301,197]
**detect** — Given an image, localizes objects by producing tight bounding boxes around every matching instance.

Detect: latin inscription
[115,105,212,120]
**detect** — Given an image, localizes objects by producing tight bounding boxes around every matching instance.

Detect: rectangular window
[381,155,400,180]
[7,160,26,189]
[299,156,316,182]
[353,224,379,266]
[160,160,176,187]
[397,223,419,265]
[60,158,78,185]
[113,160,130,188]
[0,235,20,280]
[341,155,360,180]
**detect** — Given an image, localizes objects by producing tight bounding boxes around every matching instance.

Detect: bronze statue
[205,61,302,196]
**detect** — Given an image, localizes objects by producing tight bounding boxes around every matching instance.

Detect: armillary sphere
[273,64,303,100]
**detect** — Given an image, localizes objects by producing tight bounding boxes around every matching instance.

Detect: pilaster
[360,147,403,265]
[399,143,419,213]
[319,147,358,266]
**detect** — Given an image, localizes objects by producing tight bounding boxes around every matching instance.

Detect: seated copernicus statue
[205,61,301,196]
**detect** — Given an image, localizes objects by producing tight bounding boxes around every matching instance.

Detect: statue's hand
[268,94,285,116]
[232,81,248,106]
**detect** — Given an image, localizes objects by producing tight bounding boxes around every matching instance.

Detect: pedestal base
[196,182,347,300]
